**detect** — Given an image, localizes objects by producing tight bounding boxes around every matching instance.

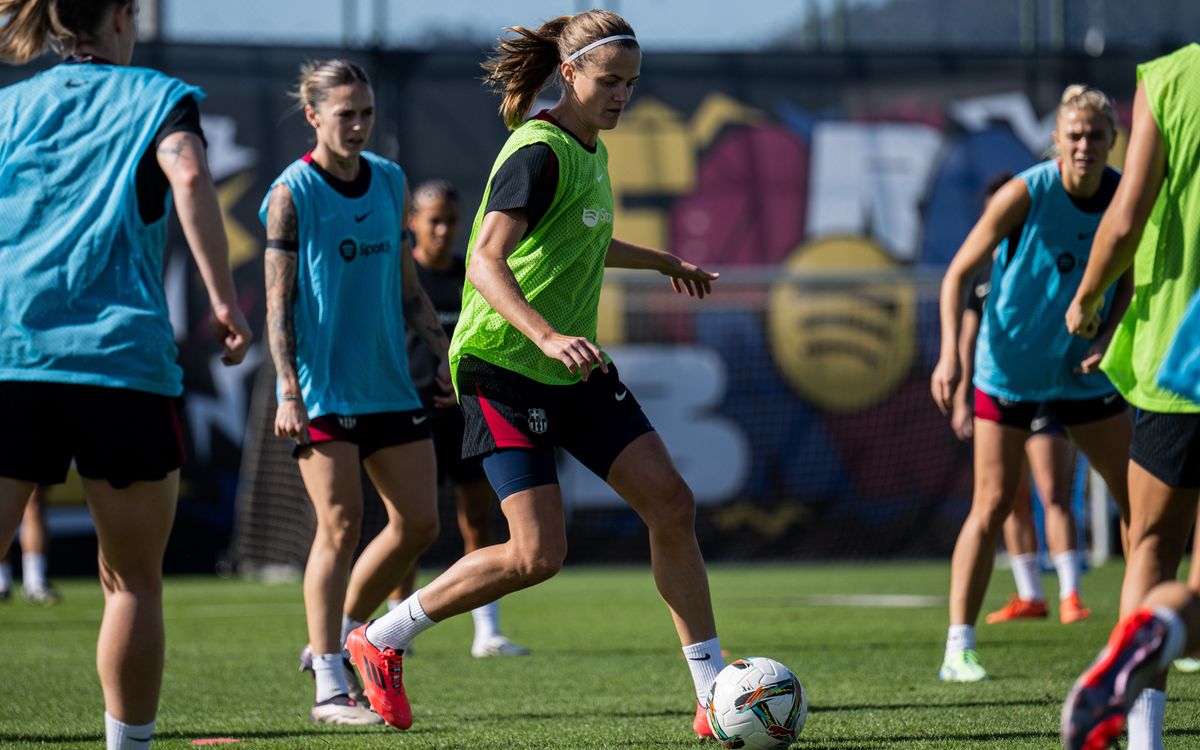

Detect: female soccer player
[931,85,1133,683]
[346,10,724,737]
[1062,43,1200,750]
[0,2,252,747]
[387,179,530,659]
[262,60,449,726]
[952,174,1091,627]
[0,488,60,604]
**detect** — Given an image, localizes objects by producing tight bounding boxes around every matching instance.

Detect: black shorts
[297,409,430,460]
[975,387,1127,431]
[1130,410,1200,489]
[457,355,654,480]
[427,407,486,484]
[0,381,185,489]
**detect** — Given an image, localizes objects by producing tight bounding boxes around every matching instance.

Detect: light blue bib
[1157,290,1200,404]
[259,153,421,418]
[974,161,1120,401]
[0,64,203,395]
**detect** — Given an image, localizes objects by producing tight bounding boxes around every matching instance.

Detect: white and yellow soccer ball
[706,657,807,749]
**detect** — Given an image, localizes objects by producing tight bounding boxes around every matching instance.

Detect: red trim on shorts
[476,385,535,449]
[305,417,340,443]
[974,387,1003,424]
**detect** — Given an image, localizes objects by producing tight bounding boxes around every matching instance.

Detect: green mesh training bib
[1101,44,1200,413]
[450,119,614,388]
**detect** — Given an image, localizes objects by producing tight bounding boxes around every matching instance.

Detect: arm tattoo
[156,136,191,166]
[265,185,301,386]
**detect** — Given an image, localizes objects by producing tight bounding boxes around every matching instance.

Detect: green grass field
[1,562,1198,749]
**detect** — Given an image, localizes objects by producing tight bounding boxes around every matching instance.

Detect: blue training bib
[1157,289,1200,404]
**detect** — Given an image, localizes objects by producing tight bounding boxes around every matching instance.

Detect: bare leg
[85,474,178,725]
[1027,433,1077,557]
[1186,503,1200,593]
[346,440,439,622]
[949,419,1028,625]
[1120,462,1198,619]
[1002,466,1037,556]
[0,478,36,556]
[19,487,48,556]
[606,432,716,644]
[1142,582,1200,657]
[417,485,567,620]
[297,443,365,656]
[1065,411,1133,551]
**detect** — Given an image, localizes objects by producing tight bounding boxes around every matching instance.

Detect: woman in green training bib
[346,10,727,738]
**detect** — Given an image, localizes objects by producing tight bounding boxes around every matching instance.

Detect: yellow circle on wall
[768,236,917,412]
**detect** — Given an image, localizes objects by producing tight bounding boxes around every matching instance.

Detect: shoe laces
[383,650,404,691]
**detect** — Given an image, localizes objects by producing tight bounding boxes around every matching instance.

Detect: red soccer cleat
[1060,592,1092,624]
[694,701,715,740]
[1061,610,1168,750]
[346,624,412,730]
[985,594,1048,624]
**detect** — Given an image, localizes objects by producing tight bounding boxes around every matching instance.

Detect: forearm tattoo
[265,187,300,384]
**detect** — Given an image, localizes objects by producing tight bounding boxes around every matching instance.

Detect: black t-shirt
[302,153,372,198]
[135,95,207,224]
[406,255,466,407]
[483,111,597,239]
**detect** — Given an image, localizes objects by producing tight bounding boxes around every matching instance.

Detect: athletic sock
[340,615,364,653]
[1126,688,1165,750]
[1010,553,1044,602]
[105,712,155,750]
[386,598,402,612]
[946,624,975,658]
[313,652,349,702]
[682,637,725,706]
[1152,606,1188,670]
[21,552,47,592]
[366,588,437,652]
[1052,551,1081,598]
[471,601,500,643]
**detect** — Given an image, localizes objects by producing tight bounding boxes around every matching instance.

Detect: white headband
[564,34,637,64]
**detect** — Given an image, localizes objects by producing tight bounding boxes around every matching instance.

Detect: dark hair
[480,9,637,130]
[291,59,371,113]
[412,179,458,207]
[0,0,128,64]
[984,171,1013,198]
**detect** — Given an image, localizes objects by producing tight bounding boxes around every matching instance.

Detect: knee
[405,512,440,552]
[315,505,363,554]
[969,489,1011,535]
[97,557,163,598]
[643,478,697,533]
[508,538,567,587]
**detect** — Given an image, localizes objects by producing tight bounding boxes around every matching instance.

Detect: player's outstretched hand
[663,257,719,299]
[213,303,252,366]
[539,333,608,381]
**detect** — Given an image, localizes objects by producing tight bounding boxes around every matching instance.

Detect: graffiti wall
[0,45,1145,568]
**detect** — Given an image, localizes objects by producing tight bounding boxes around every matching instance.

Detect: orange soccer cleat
[345,624,412,730]
[694,701,715,740]
[1060,592,1092,624]
[985,595,1048,624]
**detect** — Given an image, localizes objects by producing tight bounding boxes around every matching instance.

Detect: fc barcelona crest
[337,415,358,430]
[527,408,548,435]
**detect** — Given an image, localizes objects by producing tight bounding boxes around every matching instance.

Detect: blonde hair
[1047,84,1119,157]
[290,58,370,113]
[481,9,638,131]
[0,0,127,64]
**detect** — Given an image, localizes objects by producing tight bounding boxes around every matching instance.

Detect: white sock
[339,615,364,653]
[22,552,47,592]
[1152,606,1188,671]
[1126,688,1166,750]
[105,712,155,750]
[682,637,725,706]
[312,652,349,702]
[1052,551,1081,598]
[366,589,437,652]
[386,598,401,612]
[946,624,975,658]
[0,561,11,591]
[1010,553,1044,602]
[471,601,500,642]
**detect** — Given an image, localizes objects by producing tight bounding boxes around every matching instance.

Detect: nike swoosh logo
[596,174,604,182]
[65,80,84,88]
[354,211,372,223]
[614,390,628,401]
[128,736,153,743]
[688,654,711,661]
[412,414,428,425]
[1103,393,1119,404]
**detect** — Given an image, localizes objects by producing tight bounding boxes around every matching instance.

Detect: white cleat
[471,634,532,658]
[310,693,383,725]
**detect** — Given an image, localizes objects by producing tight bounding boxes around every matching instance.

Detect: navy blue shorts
[296,409,430,460]
[0,381,185,489]
[457,355,654,497]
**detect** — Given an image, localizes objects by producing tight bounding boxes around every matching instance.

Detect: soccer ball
[706,657,807,749]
